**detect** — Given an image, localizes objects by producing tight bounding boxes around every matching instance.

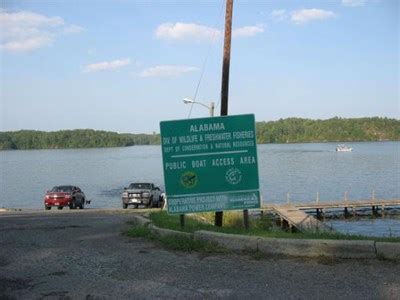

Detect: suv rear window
[129,183,151,189]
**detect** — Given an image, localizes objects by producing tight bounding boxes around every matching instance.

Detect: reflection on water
[1,141,399,236]
[99,187,126,197]
[326,216,400,237]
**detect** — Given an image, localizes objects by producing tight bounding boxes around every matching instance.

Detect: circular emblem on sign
[180,171,198,189]
[225,168,242,185]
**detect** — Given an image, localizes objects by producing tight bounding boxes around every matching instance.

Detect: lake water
[1,142,399,236]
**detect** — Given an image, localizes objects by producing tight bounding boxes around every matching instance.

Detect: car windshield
[129,183,151,189]
[51,186,73,192]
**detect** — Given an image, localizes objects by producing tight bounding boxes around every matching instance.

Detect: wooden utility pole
[220,0,233,116]
[215,0,233,227]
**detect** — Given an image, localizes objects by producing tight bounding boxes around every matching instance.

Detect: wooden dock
[269,205,332,233]
[263,199,400,233]
[294,198,400,211]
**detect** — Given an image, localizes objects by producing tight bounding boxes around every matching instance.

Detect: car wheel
[158,196,164,208]
[122,203,128,209]
[147,197,153,208]
[69,200,76,209]
[45,206,51,210]
[57,206,63,210]
[79,200,84,209]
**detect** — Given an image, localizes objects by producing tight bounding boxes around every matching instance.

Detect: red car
[44,185,86,210]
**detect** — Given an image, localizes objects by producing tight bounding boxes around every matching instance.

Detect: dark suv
[44,185,86,210]
[122,183,163,209]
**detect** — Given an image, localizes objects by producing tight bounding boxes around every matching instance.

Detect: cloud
[0,10,64,28]
[83,58,131,73]
[342,0,366,7]
[139,65,199,78]
[1,35,52,52]
[155,22,221,42]
[0,9,84,53]
[155,22,264,41]
[232,25,264,38]
[291,9,336,25]
[271,9,287,21]
[64,24,85,34]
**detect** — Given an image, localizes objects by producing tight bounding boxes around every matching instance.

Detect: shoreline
[1,139,399,152]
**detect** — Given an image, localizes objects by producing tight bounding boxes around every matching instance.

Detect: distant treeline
[256,117,400,144]
[0,117,399,150]
[0,129,160,150]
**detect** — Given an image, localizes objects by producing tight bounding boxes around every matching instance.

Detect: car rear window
[51,186,73,192]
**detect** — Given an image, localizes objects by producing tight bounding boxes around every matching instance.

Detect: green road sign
[160,114,260,214]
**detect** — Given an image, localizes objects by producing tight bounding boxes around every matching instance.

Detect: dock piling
[372,205,378,216]
[344,207,349,218]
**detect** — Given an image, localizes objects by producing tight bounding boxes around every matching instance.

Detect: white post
[209,102,215,117]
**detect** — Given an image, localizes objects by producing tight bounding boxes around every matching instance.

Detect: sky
[0,0,399,134]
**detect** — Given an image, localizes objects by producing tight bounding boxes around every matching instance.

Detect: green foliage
[195,211,273,230]
[195,211,246,228]
[256,117,400,144]
[253,215,273,231]
[0,117,398,150]
[0,129,160,150]
[150,211,217,233]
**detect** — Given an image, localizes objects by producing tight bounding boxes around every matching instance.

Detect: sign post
[160,114,260,214]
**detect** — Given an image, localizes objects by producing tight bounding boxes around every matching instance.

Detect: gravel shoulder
[0,209,399,299]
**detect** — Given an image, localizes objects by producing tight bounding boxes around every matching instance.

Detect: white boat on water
[336,144,352,152]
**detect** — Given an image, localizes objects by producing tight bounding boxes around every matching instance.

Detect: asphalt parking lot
[0,209,399,299]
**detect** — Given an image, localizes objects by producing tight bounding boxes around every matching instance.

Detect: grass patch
[195,211,272,230]
[123,226,152,238]
[148,211,400,243]
[123,222,228,254]
[156,235,227,254]
[149,210,273,233]
[149,210,214,232]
